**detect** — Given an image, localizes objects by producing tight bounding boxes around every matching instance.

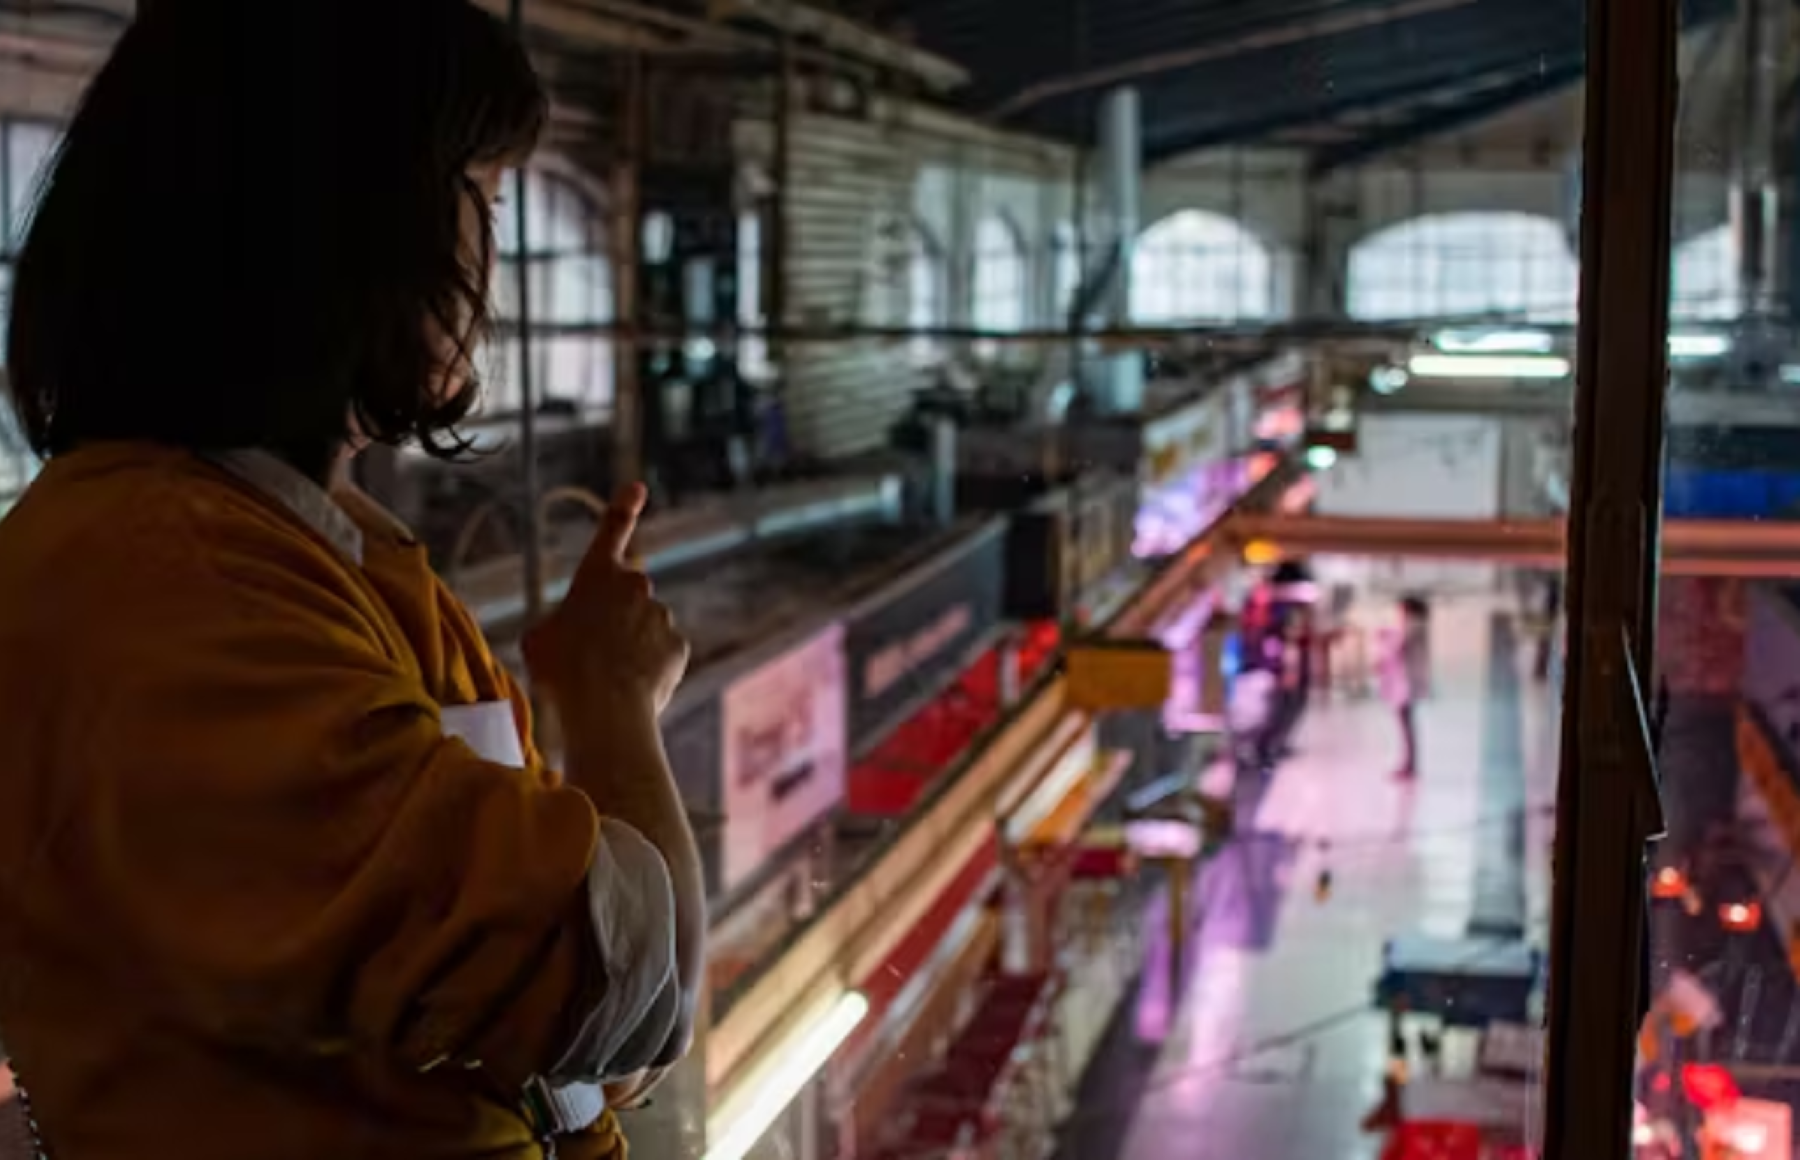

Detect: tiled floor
[1062,595,1556,1160]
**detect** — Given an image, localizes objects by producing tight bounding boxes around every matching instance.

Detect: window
[1051,222,1082,320]
[1129,209,1275,323]
[488,167,613,416]
[908,225,946,368]
[1670,224,1739,321]
[971,215,1027,356]
[737,207,774,382]
[1348,211,1579,323]
[0,119,58,507]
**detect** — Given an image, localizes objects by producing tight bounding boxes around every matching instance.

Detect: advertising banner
[720,624,848,892]
[844,527,1005,746]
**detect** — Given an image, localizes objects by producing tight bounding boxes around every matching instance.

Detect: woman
[1378,596,1432,780]
[0,3,702,1157]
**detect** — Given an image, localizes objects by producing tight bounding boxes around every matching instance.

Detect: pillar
[1735,0,1784,317]
[1299,177,1356,319]
[1096,87,1145,414]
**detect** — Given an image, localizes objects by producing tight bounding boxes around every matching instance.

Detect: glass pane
[1131,209,1277,323]
[0,4,1641,1159]
[4,120,57,250]
[1641,12,1794,1157]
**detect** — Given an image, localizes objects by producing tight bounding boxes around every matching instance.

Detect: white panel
[720,625,849,892]
[1316,415,1502,518]
[1314,415,1503,592]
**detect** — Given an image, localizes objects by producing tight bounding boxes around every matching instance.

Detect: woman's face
[343,163,506,468]
[434,161,507,402]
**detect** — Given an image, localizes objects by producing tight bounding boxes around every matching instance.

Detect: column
[1096,87,1144,414]
[1300,177,1356,319]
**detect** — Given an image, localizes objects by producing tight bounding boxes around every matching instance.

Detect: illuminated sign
[721,626,848,891]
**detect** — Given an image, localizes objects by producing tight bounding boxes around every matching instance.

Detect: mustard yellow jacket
[0,443,658,1158]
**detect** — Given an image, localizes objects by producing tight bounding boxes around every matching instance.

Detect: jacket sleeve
[68,530,673,1096]
[492,656,684,1083]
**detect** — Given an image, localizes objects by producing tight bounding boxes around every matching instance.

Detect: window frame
[1129,208,1277,324]
[0,117,60,509]
[907,222,948,369]
[970,213,1029,357]
[1542,0,1681,1155]
[1346,210,1581,324]
[487,165,615,420]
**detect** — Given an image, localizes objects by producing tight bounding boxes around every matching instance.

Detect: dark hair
[1400,595,1430,620]
[5,0,547,480]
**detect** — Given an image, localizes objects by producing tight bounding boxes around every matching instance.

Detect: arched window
[908,225,946,367]
[971,216,1027,357]
[1670,224,1739,321]
[1130,210,1275,323]
[1348,212,1579,323]
[489,167,613,415]
[1051,222,1083,319]
[0,119,58,506]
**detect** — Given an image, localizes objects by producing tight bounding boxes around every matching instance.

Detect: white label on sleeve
[439,701,526,769]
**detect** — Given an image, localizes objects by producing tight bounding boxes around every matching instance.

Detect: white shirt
[1378,624,1430,707]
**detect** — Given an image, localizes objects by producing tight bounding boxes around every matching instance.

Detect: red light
[1651,866,1688,900]
[1681,1063,1741,1111]
[1721,901,1763,933]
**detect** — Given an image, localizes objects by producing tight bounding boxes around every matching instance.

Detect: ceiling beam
[1143,46,1560,162]
[707,0,970,90]
[987,0,1478,120]
[1308,56,1585,174]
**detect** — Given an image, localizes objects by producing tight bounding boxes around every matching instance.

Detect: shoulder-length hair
[4,0,547,480]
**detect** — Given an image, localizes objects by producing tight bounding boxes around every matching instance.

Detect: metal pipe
[508,0,545,624]
[490,316,1424,348]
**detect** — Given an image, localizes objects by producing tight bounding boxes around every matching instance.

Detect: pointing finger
[566,482,646,603]
[598,482,646,562]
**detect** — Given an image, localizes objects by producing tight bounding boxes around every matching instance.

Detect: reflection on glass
[1643,10,1799,1156]
[1130,209,1278,324]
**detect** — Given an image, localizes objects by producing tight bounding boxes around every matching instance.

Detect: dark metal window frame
[1544,0,1679,1155]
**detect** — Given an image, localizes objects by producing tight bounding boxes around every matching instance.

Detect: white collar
[209,449,365,566]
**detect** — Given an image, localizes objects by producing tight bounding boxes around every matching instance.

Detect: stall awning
[1022,750,1134,853]
[871,972,1060,1159]
[843,831,1001,1064]
[850,621,1061,816]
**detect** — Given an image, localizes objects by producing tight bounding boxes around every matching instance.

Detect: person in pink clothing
[1378,596,1432,779]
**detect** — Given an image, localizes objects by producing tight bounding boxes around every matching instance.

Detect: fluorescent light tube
[1407,354,1571,380]
[704,991,870,1160]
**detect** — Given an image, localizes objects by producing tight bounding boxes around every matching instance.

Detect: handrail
[447,498,517,582]
[1225,513,1800,576]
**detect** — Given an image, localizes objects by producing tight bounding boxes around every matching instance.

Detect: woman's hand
[522,483,689,716]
